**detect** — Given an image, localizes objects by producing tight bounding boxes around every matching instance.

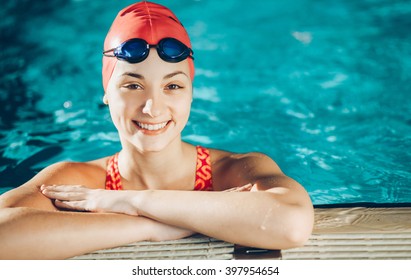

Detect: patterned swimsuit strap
[105,153,122,190]
[105,146,213,191]
[194,146,213,191]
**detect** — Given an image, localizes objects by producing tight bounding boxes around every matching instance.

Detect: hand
[223,183,257,192]
[40,185,140,216]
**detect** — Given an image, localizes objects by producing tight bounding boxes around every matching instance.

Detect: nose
[142,96,165,118]
[142,99,153,117]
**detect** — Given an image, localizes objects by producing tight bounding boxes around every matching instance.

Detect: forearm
[136,190,313,249]
[0,207,187,259]
[38,181,313,250]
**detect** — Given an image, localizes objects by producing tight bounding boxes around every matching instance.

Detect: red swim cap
[102,1,194,91]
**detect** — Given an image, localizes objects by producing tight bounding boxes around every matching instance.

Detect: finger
[223,183,253,192]
[54,199,88,212]
[241,183,254,190]
[234,184,253,191]
[42,190,87,201]
[223,187,246,192]
[235,187,252,192]
[41,185,87,192]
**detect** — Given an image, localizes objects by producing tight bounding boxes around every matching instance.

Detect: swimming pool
[1,0,410,205]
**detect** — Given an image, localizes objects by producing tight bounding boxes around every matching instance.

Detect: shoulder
[208,148,283,190]
[37,158,109,187]
[210,148,280,171]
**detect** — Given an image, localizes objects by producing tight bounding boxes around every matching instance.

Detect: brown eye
[124,84,143,90]
[166,84,182,90]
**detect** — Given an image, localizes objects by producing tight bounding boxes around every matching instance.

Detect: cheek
[174,97,192,123]
[107,89,141,111]
[107,94,141,128]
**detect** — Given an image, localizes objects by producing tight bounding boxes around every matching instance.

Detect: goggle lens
[114,39,148,63]
[159,39,189,61]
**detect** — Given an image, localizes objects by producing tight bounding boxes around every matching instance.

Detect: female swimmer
[0,1,313,259]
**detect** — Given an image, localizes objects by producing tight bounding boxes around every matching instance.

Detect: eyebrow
[121,71,188,80]
[163,71,188,80]
[122,72,145,79]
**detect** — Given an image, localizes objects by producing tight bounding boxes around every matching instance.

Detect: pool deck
[281,204,411,259]
[74,204,411,260]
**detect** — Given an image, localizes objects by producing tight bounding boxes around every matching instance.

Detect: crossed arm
[41,181,312,250]
[0,207,192,259]
[0,153,314,259]
[0,163,193,259]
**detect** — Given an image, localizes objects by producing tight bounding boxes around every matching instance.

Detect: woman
[0,1,313,259]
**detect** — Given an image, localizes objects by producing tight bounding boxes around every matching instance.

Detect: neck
[117,138,195,190]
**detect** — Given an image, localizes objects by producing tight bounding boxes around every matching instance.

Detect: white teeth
[137,121,168,131]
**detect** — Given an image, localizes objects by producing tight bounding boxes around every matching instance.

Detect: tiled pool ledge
[73,204,411,260]
[282,204,411,259]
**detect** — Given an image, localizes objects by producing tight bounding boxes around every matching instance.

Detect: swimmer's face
[105,50,192,152]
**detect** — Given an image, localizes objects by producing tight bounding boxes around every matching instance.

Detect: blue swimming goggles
[103,37,194,63]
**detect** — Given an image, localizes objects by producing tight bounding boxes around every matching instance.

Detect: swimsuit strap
[105,153,122,190]
[105,146,213,191]
[194,146,213,191]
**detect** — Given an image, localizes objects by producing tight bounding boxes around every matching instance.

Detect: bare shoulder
[30,157,109,187]
[209,148,283,190]
[0,156,110,210]
[210,148,282,174]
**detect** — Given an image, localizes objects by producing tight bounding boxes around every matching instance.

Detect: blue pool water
[1,0,410,204]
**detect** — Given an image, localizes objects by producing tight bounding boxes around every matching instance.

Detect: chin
[131,140,165,153]
[132,134,181,153]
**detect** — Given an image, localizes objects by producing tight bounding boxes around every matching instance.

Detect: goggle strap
[103,48,117,57]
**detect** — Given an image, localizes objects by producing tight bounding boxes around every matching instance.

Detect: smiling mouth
[134,120,170,131]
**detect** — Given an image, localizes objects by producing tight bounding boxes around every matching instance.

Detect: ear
[103,94,109,105]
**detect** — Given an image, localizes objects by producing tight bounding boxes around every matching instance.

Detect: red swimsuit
[105,146,213,191]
